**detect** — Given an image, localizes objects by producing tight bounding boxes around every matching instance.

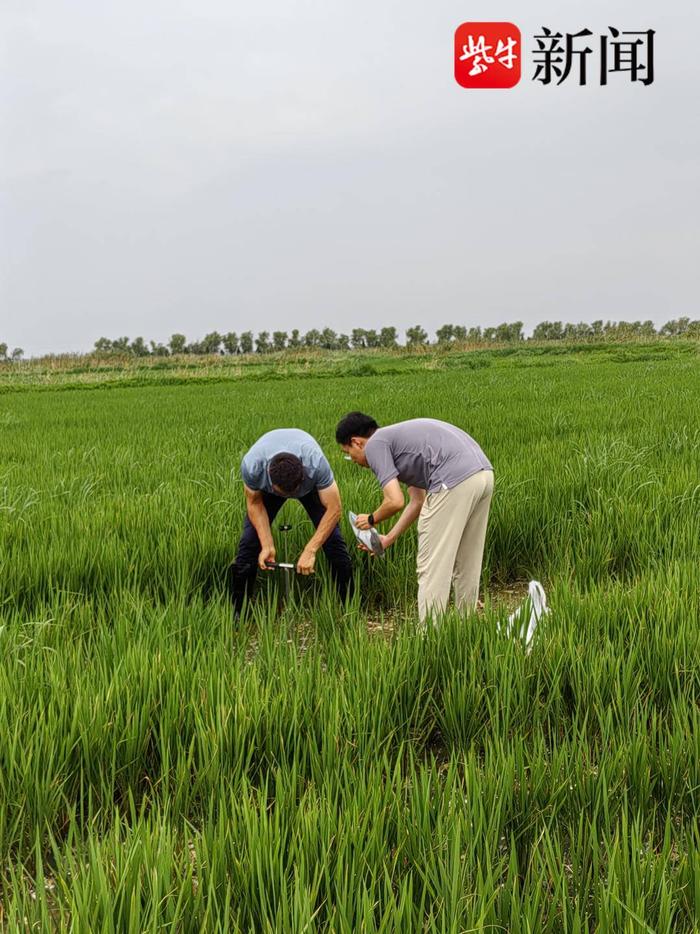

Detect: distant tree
[169,333,187,354]
[320,328,338,350]
[482,327,496,342]
[661,317,691,337]
[351,329,366,349]
[467,327,482,342]
[406,325,428,346]
[11,347,24,361]
[337,333,350,350]
[222,332,239,354]
[452,326,467,342]
[602,320,640,340]
[494,321,523,343]
[239,331,254,354]
[379,326,398,349]
[0,342,7,360]
[288,329,301,349]
[185,341,204,354]
[94,337,113,353]
[150,341,170,356]
[130,336,150,356]
[201,331,223,355]
[565,322,592,340]
[364,330,380,348]
[111,336,130,352]
[532,321,564,341]
[304,329,321,348]
[273,331,288,351]
[435,324,455,344]
[255,331,271,353]
[590,320,604,339]
[660,319,678,337]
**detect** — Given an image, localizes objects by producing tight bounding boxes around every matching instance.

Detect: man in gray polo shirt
[336,412,493,622]
[229,428,353,614]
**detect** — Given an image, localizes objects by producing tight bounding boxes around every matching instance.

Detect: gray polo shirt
[364,419,492,493]
[241,428,334,498]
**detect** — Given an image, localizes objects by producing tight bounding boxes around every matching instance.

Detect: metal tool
[264,560,295,600]
[275,523,294,600]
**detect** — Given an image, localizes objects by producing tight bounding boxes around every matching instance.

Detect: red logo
[454,22,522,88]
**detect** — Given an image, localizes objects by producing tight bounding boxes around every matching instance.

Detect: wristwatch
[368,513,375,527]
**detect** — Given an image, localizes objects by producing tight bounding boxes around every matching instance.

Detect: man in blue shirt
[230,428,353,613]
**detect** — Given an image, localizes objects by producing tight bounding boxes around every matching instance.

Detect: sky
[1,0,698,356]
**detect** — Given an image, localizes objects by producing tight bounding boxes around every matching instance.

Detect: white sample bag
[502,580,550,649]
[348,511,385,556]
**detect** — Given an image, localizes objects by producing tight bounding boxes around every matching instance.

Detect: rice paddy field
[1,342,699,931]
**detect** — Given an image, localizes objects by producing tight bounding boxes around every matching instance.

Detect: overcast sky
[1,0,698,356]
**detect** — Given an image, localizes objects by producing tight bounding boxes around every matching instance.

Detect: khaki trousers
[416,470,494,622]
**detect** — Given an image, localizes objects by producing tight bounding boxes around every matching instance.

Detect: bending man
[336,413,493,622]
[230,428,353,614]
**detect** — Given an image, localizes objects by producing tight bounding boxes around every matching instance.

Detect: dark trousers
[229,490,353,612]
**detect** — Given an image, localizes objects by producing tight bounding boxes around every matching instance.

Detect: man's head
[335,411,379,466]
[268,452,305,496]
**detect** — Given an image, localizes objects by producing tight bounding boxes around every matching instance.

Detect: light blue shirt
[240,429,334,498]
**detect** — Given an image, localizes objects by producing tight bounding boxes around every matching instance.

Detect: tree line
[89,317,700,356]
[2,317,698,362]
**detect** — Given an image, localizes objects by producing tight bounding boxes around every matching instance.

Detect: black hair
[335,412,379,445]
[268,452,305,494]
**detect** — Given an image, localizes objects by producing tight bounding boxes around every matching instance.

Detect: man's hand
[258,544,276,570]
[354,513,373,530]
[357,533,390,554]
[296,547,317,576]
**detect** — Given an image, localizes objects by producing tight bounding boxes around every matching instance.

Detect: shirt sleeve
[313,453,334,491]
[240,454,262,490]
[365,439,399,488]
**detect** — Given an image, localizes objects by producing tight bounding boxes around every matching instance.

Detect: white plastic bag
[502,580,549,650]
[348,511,385,556]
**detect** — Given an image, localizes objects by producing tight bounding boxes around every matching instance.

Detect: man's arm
[244,484,276,570]
[353,478,405,530]
[297,482,342,575]
[380,486,426,548]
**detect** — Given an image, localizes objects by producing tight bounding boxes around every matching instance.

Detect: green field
[1,343,699,931]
